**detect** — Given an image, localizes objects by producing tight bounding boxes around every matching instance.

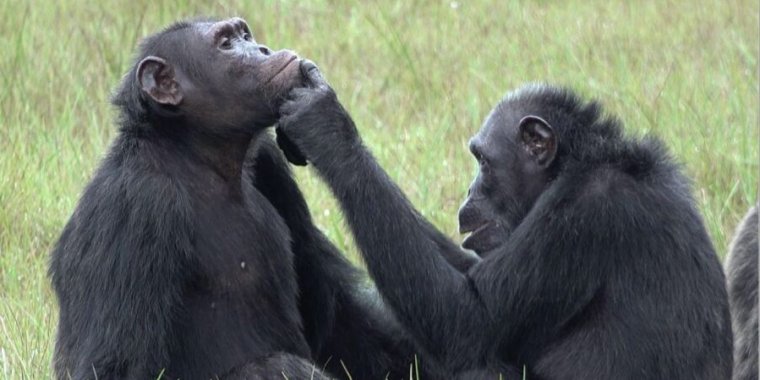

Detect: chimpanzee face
[136,18,303,131]
[458,100,558,256]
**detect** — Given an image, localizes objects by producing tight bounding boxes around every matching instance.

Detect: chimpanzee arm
[246,135,423,378]
[277,95,492,371]
[276,127,479,274]
[469,178,610,348]
[50,170,193,380]
[426,221,481,272]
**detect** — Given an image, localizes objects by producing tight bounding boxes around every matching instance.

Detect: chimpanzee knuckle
[310,90,337,110]
[319,87,337,100]
[279,102,298,118]
[284,87,309,103]
[283,93,301,105]
[280,110,313,134]
[294,87,314,97]
[280,104,307,123]
[280,110,308,129]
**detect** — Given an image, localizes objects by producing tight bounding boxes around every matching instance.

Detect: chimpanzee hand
[276,60,360,167]
[275,129,307,166]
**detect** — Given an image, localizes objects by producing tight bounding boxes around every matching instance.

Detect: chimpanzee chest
[169,190,309,378]
[191,191,296,300]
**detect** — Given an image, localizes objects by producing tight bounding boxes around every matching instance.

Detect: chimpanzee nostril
[258,45,271,55]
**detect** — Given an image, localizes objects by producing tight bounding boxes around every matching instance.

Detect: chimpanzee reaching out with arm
[277,63,734,379]
[49,19,421,380]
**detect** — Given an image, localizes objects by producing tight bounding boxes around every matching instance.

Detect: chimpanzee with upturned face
[277,66,734,379]
[50,19,420,380]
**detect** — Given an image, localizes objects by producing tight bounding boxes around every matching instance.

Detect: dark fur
[278,80,734,379]
[221,352,331,379]
[726,204,759,380]
[250,137,424,380]
[50,20,418,380]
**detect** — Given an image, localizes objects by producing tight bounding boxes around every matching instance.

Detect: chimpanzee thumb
[300,59,327,89]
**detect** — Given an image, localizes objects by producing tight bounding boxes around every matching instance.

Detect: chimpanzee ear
[136,56,183,106]
[518,115,557,168]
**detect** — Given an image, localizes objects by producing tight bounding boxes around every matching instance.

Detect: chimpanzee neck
[189,130,252,182]
[150,119,257,190]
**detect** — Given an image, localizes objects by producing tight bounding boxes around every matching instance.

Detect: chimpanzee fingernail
[300,60,317,77]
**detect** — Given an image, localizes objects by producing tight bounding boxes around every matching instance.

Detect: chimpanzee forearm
[247,135,426,378]
[305,138,492,367]
[276,72,493,367]
[469,178,609,346]
[314,143,604,363]
[307,232,439,379]
[426,223,481,272]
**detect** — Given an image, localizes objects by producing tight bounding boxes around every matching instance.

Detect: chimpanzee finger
[299,59,327,89]
[284,87,312,102]
[275,127,308,166]
[279,88,309,117]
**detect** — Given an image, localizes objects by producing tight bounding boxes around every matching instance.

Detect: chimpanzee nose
[258,45,271,56]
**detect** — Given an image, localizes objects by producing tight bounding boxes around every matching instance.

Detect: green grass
[0,0,757,378]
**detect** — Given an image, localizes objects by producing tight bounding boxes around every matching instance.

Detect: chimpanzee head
[458,85,607,256]
[114,17,303,133]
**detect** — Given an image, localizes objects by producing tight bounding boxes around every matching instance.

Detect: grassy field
[0,0,757,378]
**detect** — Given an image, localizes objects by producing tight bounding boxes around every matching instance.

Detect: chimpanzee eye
[220,37,232,50]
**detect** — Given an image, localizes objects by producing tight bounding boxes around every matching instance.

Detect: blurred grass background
[0,0,757,378]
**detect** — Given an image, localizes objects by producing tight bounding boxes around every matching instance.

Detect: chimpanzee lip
[461,222,491,252]
[264,55,299,85]
[460,221,489,235]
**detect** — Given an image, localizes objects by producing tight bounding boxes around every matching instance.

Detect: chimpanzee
[277,66,734,379]
[49,19,420,380]
[725,204,758,380]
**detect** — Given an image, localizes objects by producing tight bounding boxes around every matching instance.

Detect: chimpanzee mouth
[264,56,299,85]
[461,222,490,247]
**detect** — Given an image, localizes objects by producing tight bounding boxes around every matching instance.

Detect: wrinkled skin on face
[136,17,303,131]
[458,104,557,256]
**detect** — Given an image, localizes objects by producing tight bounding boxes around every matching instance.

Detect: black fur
[278,76,734,379]
[250,137,424,379]
[222,352,333,380]
[50,19,418,380]
[726,204,759,380]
